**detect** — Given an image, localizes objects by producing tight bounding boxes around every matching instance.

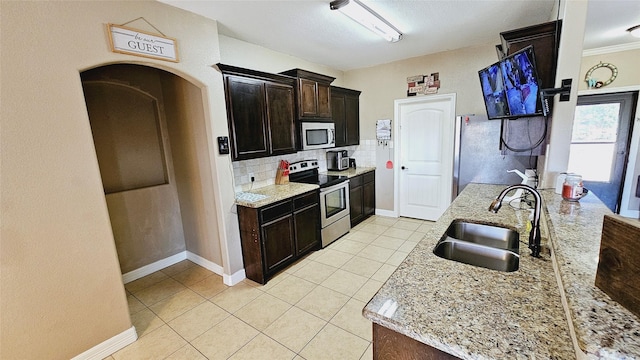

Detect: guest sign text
[107,24,179,62]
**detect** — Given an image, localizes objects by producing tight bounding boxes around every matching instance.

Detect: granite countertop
[325,166,375,178]
[542,190,640,358]
[363,183,640,359]
[235,182,319,208]
[363,183,575,359]
[235,167,374,208]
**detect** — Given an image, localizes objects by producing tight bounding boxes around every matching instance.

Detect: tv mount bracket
[542,78,572,102]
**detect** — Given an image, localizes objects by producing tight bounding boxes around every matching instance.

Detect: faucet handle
[489,198,502,213]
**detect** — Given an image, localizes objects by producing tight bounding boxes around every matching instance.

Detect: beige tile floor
[106,215,433,360]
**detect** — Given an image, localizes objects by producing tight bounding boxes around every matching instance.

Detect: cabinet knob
[401,166,408,170]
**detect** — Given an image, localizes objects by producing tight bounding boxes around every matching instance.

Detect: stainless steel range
[289,160,350,247]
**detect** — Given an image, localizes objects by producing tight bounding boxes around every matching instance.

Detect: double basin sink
[433,220,520,272]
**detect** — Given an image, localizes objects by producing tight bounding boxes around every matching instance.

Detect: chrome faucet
[489,184,542,257]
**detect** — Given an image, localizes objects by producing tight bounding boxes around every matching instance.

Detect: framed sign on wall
[107,23,179,62]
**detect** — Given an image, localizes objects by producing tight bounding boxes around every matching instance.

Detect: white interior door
[395,94,456,220]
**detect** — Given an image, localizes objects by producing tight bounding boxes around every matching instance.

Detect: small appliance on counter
[349,158,357,168]
[326,150,349,171]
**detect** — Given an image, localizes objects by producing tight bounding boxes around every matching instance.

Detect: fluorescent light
[330,0,403,42]
[628,25,640,38]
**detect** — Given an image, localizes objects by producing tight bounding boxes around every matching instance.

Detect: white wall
[343,45,499,211]
[539,0,589,188]
[218,35,345,85]
[0,1,238,358]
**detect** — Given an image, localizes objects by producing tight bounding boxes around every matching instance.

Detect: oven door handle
[319,179,349,194]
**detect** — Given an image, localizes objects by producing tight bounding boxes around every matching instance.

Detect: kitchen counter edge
[325,167,376,178]
[363,183,640,359]
[235,183,319,208]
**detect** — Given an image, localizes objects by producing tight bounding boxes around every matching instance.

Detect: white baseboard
[223,269,246,286]
[122,251,246,286]
[71,326,137,360]
[122,252,187,284]
[185,251,245,285]
[186,251,224,275]
[375,209,397,218]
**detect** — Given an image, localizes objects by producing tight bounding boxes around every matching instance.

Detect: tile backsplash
[233,140,377,192]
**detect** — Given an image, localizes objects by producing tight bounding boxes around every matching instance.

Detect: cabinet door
[265,82,296,154]
[345,94,360,145]
[225,76,268,160]
[299,79,318,117]
[294,205,320,256]
[363,176,376,217]
[350,186,363,226]
[350,176,364,226]
[262,215,295,273]
[500,20,561,90]
[331,93,347,147]
[237,206,266,284]
[317,83,332,118]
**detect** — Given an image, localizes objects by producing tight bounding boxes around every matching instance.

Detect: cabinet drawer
[261,200,293,223]
[294,191,318,210]
[349,174,363,188]
[364,171,375,183]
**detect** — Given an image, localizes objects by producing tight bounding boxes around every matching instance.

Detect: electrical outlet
[249,173,255,182]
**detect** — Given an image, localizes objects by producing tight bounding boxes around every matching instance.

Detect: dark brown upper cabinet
[331,86,361,147]
[280,69,335,121]
[497,20,562,92]
[495,20,562,156]
[217,64,296,161]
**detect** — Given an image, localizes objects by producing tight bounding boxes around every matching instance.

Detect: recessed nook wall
[84,82,169,193]
[81,64,223,274]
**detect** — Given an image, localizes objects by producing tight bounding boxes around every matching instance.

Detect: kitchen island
[363,183,640,359]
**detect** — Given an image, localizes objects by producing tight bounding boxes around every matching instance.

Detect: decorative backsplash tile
[233,140,377,191]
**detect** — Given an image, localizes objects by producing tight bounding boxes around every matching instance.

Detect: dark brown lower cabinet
[262,215,295,273]
[237,190,320,284]
[373,323,460,360]
[350,170,376,227]
[294,204,320,256]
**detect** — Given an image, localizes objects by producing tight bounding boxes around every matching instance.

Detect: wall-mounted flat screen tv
[478,45,545,120]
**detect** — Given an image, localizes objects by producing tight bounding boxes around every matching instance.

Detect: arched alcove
[81,64,224,278]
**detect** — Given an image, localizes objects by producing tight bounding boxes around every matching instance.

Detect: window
[567,103,620,182]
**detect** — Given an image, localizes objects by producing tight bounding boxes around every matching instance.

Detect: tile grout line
[118,216,434,360]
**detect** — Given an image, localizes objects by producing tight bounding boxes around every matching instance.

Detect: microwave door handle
[329,129,335,145]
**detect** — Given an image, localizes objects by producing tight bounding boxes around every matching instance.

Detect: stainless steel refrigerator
[453,115,534,196]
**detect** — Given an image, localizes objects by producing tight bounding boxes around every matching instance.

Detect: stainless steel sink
[444,220,519,251]
[433,220,520,272]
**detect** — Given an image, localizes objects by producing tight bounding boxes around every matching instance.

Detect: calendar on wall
[376,119,391,144]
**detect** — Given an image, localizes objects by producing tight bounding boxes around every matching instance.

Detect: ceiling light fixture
[627,25,640,38]
[330,0,403,43]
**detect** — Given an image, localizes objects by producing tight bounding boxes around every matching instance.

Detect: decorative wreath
[584,62,618,88]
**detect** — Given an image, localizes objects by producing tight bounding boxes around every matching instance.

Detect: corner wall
[539,1,588,188]
[0,1,236,358]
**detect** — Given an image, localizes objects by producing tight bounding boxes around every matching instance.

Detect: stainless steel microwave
[301,122,335,150]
